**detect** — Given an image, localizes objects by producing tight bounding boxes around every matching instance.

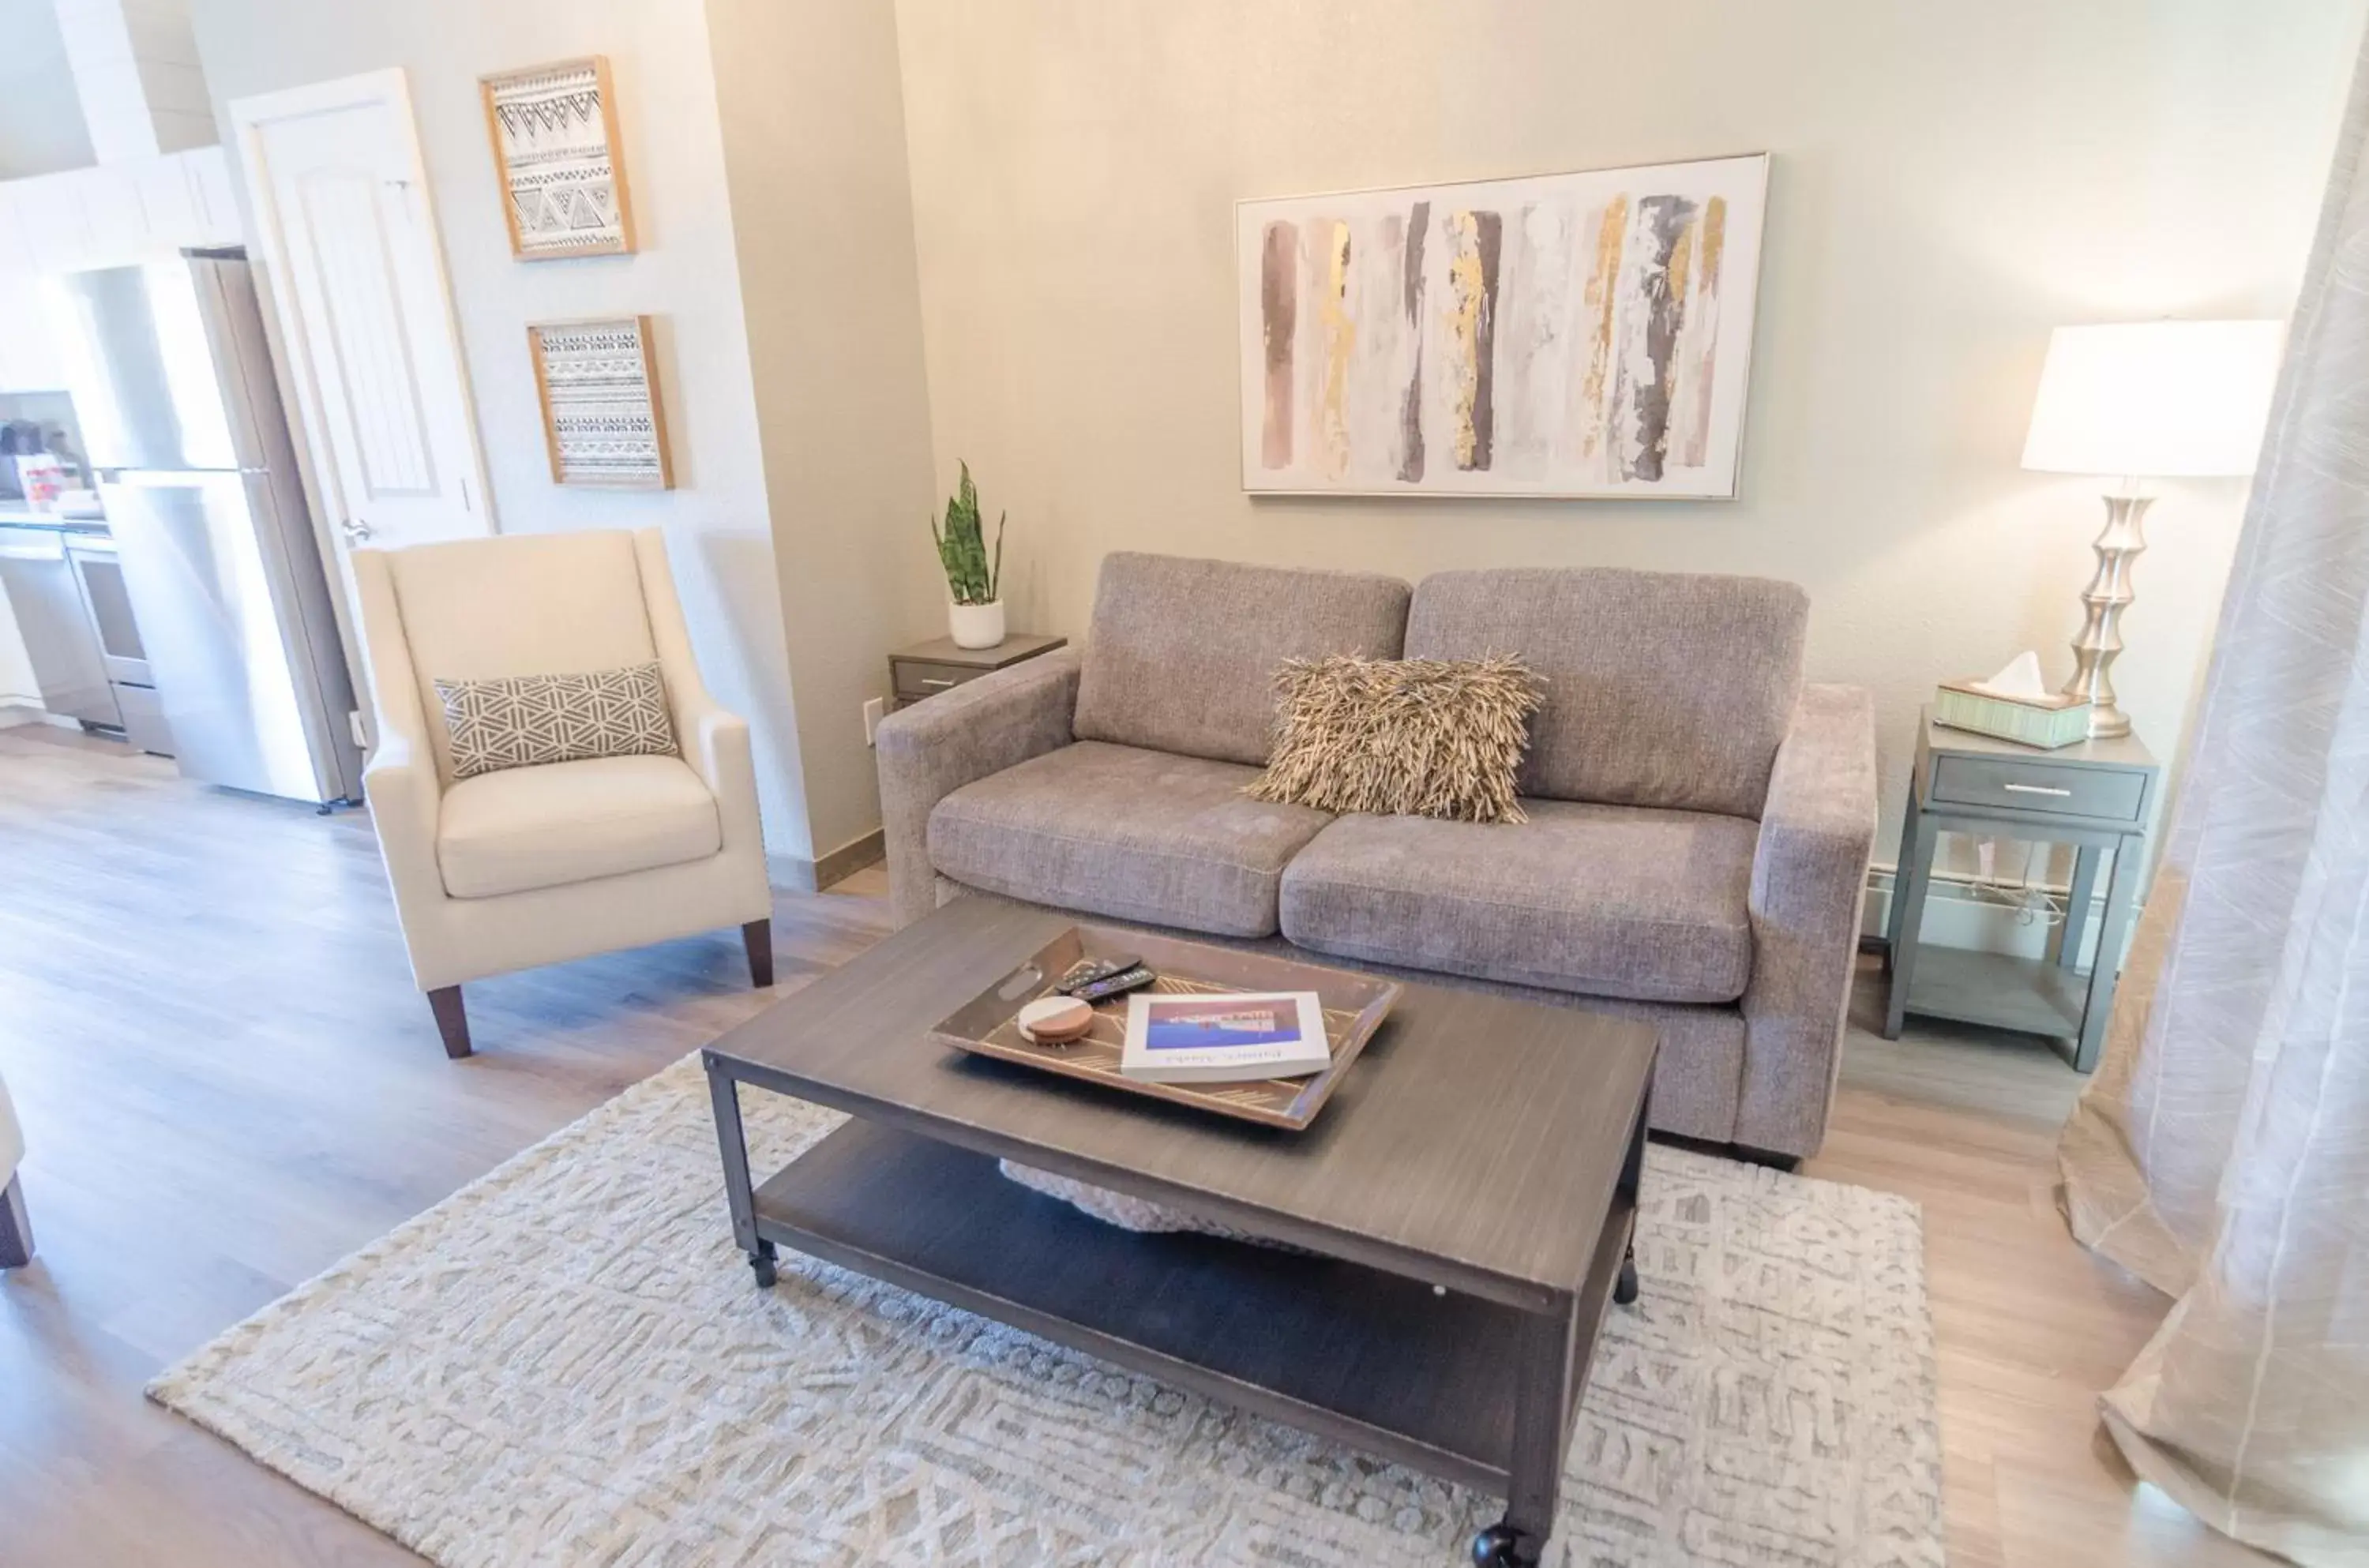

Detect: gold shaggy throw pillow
[1248,654,1543,824]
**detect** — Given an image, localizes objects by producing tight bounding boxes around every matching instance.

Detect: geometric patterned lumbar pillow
[433,662,678,780]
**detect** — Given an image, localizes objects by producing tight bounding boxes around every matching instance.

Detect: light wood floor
[0,724,2266,1568]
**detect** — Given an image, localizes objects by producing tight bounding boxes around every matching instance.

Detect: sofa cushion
[1406,568,1807,818]
[937,879,1749,1145]
[928,741,1334,938]
[1278,801,1759,1003]
[437,755,720,900]
[1248,654,1543,824]
[1072,553,1410,767]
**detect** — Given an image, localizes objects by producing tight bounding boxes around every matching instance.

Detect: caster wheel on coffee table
[749,1240,778,1289]
[1472,1522,1541,1566]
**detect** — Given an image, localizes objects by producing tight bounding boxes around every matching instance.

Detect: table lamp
[2020,320,2283,738]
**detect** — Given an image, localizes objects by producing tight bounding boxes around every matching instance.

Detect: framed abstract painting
[1237,153,1769,498]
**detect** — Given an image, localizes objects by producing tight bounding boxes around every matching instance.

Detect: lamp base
[2061,493,2149,741]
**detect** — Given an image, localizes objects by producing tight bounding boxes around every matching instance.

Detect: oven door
[64,534,153,688]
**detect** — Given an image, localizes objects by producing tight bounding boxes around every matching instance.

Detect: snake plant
[930,462,1004,606]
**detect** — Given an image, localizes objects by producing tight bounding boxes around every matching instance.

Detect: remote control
[1057,952,1143,996]
[1070,965,1157,1003]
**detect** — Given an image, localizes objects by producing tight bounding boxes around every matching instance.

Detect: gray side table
[1883,709,2159,1071]
[888,632,1068,711]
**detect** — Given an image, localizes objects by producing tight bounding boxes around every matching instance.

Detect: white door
[229,69,490,563]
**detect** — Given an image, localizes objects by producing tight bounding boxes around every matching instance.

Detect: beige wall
[892,0,2366,855]
[707,0,940,864]
[187,0,933,867]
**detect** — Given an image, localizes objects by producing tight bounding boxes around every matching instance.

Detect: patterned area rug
[149,1056,1943,1566]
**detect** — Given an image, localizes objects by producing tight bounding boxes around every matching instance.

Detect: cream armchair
[352,528,774,1057]
[1,1067,28,1267]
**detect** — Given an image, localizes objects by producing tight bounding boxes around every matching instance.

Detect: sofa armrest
[351,548,449,933]
[363,727,446,919]
[628,528,765,861]
[875,647,1081,927]
[1738,684,1878,1157]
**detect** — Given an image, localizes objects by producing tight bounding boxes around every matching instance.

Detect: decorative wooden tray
[929,923,1400,1130]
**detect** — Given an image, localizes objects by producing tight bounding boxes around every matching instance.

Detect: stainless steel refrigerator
[47,248,362,807]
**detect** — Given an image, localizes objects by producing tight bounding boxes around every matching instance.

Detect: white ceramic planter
[948,599,1007,650]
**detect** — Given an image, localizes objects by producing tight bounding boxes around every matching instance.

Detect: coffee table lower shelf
[749,1116,1634,1502]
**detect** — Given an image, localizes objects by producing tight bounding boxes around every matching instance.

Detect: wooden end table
[888,632,1067,711]
[1883,708,2159,1070]
[702,897,1656,1567]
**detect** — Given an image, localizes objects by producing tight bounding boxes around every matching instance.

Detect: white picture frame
[1237,152,1770,499]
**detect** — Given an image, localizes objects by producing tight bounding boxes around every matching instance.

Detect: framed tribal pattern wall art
[481,55,637,260]
[527,316,674,489]
[1237,153,1769,498]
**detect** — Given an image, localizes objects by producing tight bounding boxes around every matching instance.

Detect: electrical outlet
[862,696,886,747]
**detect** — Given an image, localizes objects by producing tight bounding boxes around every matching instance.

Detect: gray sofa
[877,553,1877,1161]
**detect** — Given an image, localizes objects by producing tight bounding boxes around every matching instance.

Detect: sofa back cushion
[383,531,659,786]
[1073,553,1410,766]
[1405,568,1807,817]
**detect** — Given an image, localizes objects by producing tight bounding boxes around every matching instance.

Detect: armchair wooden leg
[428,985,471,1059]
[741,918,775,988]
[0,1173,32,1269]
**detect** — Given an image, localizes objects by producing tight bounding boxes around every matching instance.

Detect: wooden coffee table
[702,898,1656,1567]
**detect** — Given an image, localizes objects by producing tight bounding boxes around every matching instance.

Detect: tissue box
[1934,681,2093,749]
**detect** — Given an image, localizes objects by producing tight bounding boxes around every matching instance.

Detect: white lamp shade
[2020,320,2284,478]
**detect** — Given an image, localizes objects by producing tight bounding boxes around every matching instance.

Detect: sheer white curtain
[2056,26,2369,1566]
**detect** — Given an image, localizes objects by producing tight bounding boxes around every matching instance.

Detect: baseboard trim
[768,829,888,897]
[814,829,886,889]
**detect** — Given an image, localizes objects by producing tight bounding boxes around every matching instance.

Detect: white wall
[890,0,2367,868]
[54,0,216,160]
[707,0,941,864]
[0,0,95,179]
[187,0,820,858]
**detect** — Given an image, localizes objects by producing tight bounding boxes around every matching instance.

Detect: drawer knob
[2002,782,2073,797]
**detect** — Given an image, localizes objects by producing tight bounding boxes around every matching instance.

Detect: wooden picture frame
[480,55,637,260]
[527,315,674,489]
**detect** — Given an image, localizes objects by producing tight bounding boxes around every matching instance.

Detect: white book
[1118,990,1331,1084]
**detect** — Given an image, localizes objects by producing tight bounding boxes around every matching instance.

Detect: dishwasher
[0,523,119,731]
[0,524,174,754]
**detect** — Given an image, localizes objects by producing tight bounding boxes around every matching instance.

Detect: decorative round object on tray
[1016,995,1095,1045]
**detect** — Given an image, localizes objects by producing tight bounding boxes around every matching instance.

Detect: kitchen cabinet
[0,146,239,281]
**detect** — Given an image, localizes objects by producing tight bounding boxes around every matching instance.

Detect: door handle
[341,517,375,543]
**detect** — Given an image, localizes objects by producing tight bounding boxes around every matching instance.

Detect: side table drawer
[1929,754,2146,822]
[892,660,979,701]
